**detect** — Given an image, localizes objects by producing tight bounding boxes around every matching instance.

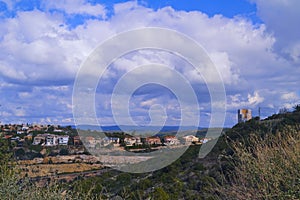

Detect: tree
[14,148,25,159]
[293,104,300,112]
[279,107,289,114]
[59,148,69,156]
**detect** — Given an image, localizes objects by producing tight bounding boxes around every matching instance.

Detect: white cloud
[140,98,157,107]
[227,91,265,110]
[18,92,32,98]
[207,51,239,85]
[0,10,90,84]
[0,1,299,126]
[251,0,300,63]
[281,92,298,101]
[42,0,106,18]
[248,91,264,105]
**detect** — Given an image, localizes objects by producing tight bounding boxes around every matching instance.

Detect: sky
[0,0,300,127]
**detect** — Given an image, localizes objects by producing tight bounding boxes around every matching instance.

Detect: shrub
[218,125,300,200]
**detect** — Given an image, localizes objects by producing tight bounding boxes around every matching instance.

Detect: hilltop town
[0,124,211,153]
[0,123,212,182]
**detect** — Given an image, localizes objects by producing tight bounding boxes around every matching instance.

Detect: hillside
[0,107,299,199]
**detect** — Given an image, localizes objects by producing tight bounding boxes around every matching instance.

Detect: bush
[59,148,69,156]
[0,160,105,200]
[218,125,300,200]
[152,187,170,200]
[14,148,25,158]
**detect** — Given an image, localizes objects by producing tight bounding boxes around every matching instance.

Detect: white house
[200,138,211,144]
[45,134,58,146]
[21,126,29,131]
[102,137,120,147]
[163,135,180,145]
[58,135,69,145]
[124,136,142,146]
[182,135,199,144]
[54,129,63,133]
[33,134,47,145]
[17,131,25,135]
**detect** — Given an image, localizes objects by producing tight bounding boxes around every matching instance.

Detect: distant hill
[74,124,204,133]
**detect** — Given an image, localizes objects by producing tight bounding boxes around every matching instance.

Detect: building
[200,138,211,144]
[58,135,69,145]
[73,136,82,146]
[33,134,48,145]
[238,109,252,123]
[182,135,199,144]
[4,134,13,139]
[124,137,136,146]
[124,136,142,146]
[24,133,33,141]
[102,137,120,147]
[144,136,162,145]
[21,126,29,131]
[45,134,58,146]
[163,135,180,145]
[83,136,95,148]
[33,134,65,146]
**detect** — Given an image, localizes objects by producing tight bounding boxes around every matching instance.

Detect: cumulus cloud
[0,10,94,85]
[41,0,106,18]
[0,0,299,126]
[227,91,263,109]
[248,91,264,105]
[281,92,299,101]
[251,0,300,63]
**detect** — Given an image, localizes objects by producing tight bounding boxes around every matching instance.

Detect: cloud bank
[0,0,299,126]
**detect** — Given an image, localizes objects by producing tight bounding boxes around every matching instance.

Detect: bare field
[16,154,152,178]
[18,163,103,178]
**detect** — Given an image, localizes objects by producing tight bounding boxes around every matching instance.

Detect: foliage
[294,104,300,112]
[59,148,69,156]
[151,187,170,200]
[217,124,300,200]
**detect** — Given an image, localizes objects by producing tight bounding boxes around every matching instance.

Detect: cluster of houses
[0,124,65,135]
[83,136,120,148]
[0,124,70,146]
[33,134,69,146]
[0,124,212,149]
[83,134,211,149]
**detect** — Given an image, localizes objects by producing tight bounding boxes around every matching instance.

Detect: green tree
[14,148,25,158]
[59,148,69,156]
[293,104,300,112]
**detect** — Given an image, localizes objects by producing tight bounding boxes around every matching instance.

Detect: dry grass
[219,125,300,200]
[18,163,103,177]
[1,161,105,200]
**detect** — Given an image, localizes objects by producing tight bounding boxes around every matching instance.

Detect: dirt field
[18,163,103,177]
[16,154,152,178]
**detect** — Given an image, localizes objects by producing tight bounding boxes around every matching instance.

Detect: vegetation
[214,105,300,199]
[217,126,300,199]
[0,105,299,199]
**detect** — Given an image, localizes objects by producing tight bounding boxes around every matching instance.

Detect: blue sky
[0,0,261,26]
[0,0,300,127]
